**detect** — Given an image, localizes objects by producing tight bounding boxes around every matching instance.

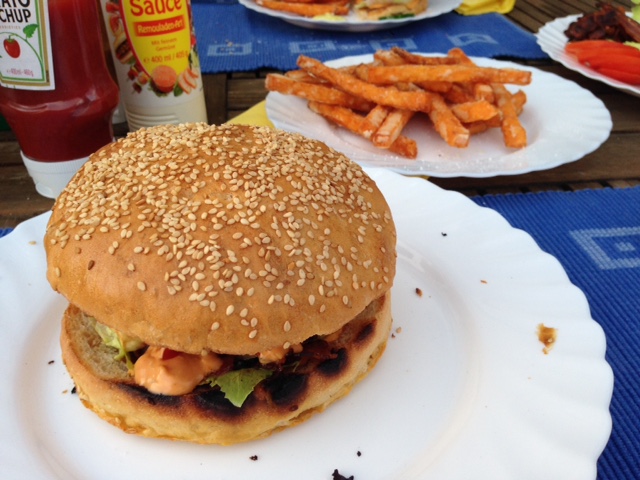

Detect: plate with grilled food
[238,0,462,32]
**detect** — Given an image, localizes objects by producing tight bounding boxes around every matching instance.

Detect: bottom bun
[60,292,393,445]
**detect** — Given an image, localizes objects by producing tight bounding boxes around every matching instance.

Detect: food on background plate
[255,0,350,18]
[565,40,640,85]
[254,0,427,19]
[45,123,397,445]
[353,0,428,20]
[266,48,531,159]
[564,2,640,43]
[563,2,640,85]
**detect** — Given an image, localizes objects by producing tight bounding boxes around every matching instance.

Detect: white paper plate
[267,54,612,177]
[536,14,640,97]
[238,0,462,32]
[0,170,613,480]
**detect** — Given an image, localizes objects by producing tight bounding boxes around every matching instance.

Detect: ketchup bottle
[0,0,119,198]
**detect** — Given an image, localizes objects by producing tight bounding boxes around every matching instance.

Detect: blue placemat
[0,228,12,239]
[192,0,547,73]
[474,186,640,480]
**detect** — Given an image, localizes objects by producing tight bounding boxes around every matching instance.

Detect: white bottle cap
[21,153,89,199]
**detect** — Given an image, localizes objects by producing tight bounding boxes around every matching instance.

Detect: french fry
[360,64,532,86]
[372,109,415,148]
[464,89,526,135]
[284,69,326,84]
[445,47,475,65]
[265,74,375,111]
[297,55,437,112]
[473,83,495,103]
[365,104,391,129]
[374,49,409,66]
[256,0,349,16]
[265,49,531,158]
[391,47,463,66]
[450,100,500,123]
[427,94,470,148]
[491,83,527,148]
[308,101,418,159]
[441,83,476,104]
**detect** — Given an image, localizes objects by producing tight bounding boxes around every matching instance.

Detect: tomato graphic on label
[3,37,20,58]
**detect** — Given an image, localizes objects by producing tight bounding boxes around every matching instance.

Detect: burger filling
[89,313,368,408]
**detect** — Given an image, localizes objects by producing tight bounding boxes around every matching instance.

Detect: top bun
[45,124,396,355]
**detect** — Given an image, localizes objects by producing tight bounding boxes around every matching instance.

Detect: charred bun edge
[60,292,393,445]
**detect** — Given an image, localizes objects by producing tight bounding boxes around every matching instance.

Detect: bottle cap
[21,153,89,199]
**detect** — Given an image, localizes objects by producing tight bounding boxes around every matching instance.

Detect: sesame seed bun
[45,124,397,444]
[45,123,396,355]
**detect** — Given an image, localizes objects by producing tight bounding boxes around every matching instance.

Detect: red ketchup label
[0,0,55,89]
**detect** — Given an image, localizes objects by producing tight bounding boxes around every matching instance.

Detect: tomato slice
[596,68,640,85]
[566,40,640,58]
[582,54,640,73]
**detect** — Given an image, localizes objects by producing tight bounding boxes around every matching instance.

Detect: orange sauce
[134,346,222,395]
[537,323,557,354]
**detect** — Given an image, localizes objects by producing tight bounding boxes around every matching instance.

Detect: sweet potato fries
[265,48,532,159]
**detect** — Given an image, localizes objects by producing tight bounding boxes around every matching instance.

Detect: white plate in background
[267,54,612,177]
[537,14,640,97]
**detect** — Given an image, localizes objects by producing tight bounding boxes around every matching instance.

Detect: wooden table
[1,0,638,229]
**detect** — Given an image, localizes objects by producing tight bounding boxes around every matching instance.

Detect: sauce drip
[537,323,557,354]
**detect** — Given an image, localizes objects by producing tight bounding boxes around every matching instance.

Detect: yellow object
[227,101,274,127]
[456,0,516,15]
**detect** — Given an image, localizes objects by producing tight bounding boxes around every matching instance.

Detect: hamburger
[113,32,133,64]
[354,0,428,20]
[45,123,397,445]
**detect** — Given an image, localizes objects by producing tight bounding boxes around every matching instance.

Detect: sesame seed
[137,281,146,291]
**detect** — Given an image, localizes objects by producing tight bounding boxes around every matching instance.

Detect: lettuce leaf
[208,368,272,407]
[93,321,144,371]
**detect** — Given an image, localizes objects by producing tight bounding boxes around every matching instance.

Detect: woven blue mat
[192,0,547,73]
[474,186,640,480]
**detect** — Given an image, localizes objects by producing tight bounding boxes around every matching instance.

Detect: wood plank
[0,165,54,229]
[203,73,228,126]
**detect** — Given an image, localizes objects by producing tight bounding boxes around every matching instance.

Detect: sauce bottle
[99,0,208,130]
[0,0,120,198]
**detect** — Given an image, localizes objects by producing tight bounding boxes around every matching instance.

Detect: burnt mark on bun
[354,322,375,345]
[317,348,348,376]
[117,383,181,407]
[192,388,251,419]
[262,373,308,407]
